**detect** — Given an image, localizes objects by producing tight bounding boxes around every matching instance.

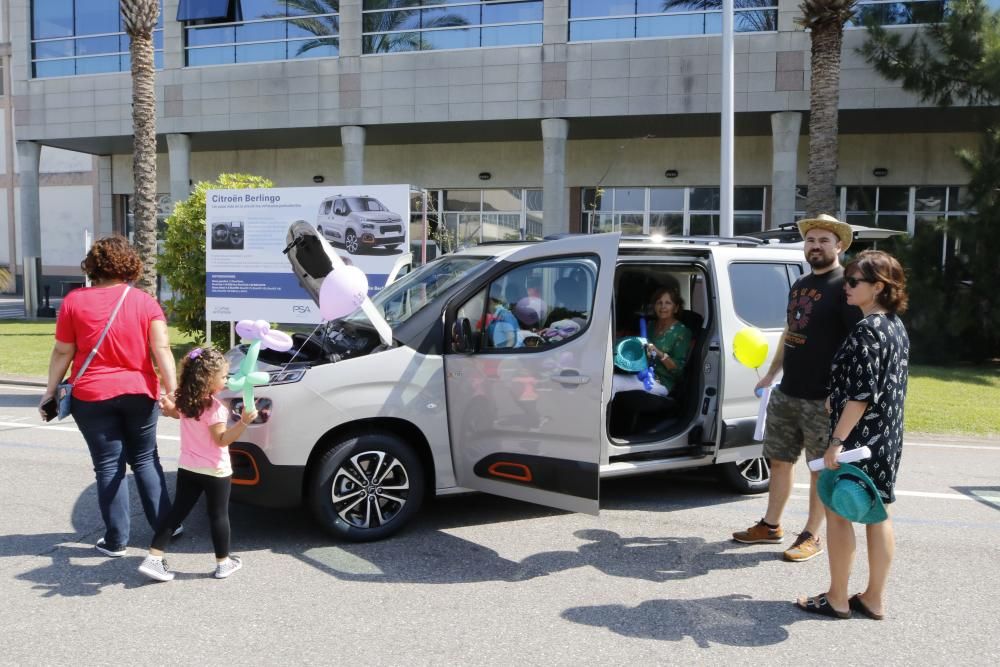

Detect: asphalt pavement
[1,381,998,665]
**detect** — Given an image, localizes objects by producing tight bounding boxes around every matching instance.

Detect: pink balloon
[319,265,369,320]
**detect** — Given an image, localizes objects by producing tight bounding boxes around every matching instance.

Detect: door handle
[551,371,590,385]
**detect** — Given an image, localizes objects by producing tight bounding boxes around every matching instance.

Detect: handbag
[57,285,132,420]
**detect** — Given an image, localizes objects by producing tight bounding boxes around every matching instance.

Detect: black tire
[308,432,425,542]
[717,457,771,495]
[345,229,360,254]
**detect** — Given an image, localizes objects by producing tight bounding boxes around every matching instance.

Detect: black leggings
[151,468,232,558]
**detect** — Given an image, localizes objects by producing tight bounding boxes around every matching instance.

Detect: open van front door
[444,233,619,514]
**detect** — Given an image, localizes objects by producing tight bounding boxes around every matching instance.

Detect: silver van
[316,195,405,254]
[225,232,807,542]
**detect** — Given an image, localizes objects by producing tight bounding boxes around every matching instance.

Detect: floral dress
[828,313,910,503]
[649,321,692,392]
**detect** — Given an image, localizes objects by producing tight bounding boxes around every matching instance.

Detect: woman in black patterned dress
[797,250,909,620]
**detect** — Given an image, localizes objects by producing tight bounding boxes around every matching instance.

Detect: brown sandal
[849,594,885,620]
[796,594,851,619]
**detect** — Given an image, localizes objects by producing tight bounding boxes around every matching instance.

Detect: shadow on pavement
[562,594,813,647]
[953,486,1000,512]
[0,391,44,409]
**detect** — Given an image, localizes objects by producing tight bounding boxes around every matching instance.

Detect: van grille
[380,225,401,234]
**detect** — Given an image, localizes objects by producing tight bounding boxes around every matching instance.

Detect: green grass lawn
[1,320,997,437]
[0,320,199,378]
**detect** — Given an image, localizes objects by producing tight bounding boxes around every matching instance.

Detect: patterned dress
[828,313,910,503]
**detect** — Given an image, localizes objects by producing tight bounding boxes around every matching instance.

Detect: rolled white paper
[753,384,776,441]
[808,446,872,472]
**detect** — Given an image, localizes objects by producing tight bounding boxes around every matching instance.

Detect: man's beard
[807,251,835,269]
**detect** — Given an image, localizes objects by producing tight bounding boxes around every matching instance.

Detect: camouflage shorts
[762,389,829,463]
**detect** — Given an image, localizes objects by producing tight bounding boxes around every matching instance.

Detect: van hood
[356,212,401,223]
[283,220,393,345]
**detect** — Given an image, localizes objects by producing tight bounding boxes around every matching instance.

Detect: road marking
[793,482,999,503]
[0,384,43,392]
[0,419,179,441]
[905,441,1000,451]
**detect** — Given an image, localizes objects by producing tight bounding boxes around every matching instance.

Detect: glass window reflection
[569,0,778,41]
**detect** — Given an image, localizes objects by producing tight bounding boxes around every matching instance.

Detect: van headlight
[268,369,306,385]
[361,222,375,230]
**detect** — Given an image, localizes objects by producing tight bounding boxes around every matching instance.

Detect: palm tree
[797,0,858,217]
[121,0,160,296]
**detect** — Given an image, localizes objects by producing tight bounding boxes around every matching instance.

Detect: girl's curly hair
[175,347,228,419]
[81,236,142,282]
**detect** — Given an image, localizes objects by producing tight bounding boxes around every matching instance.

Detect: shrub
[159,173,274,347]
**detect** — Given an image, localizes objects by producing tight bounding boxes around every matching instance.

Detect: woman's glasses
[844,276,872,288]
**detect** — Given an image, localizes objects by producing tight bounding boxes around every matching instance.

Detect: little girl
[138,347,257,582]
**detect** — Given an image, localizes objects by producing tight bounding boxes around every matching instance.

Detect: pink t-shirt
[54,284,166,401]
[178,397,232,476]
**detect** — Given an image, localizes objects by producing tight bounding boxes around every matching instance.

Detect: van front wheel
[717,457,771,495]
[309,433,425,542]
[345,230,360,254]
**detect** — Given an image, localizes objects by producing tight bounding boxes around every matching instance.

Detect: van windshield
[345,256,491,327]
[347,197,387,212]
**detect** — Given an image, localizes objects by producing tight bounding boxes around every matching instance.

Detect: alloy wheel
[345,231,359,253]
[331,450,410,529]
[735,457,770,484]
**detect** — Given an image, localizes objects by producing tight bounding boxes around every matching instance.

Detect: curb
[0,376,47,387]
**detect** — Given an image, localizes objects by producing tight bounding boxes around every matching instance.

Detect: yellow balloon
[733,327,769,369]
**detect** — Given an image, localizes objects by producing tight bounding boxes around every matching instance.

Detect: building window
[440,188,543,247]
[568,0,778,43]
[31,0,164,78]
[184,1,339,66]
[914,185,969,267]
[582,186,766,236]
[362,1,543,54]
[847,1,945,28]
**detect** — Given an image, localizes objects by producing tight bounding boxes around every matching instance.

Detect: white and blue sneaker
[213,556,243,579]
[138,555,175,582]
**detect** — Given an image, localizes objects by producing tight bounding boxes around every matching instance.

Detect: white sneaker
[214,556,242,579]
[138,556,175,582]
[95,538,127,557]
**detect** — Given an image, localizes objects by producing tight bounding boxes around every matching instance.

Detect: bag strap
[72,285,132,383]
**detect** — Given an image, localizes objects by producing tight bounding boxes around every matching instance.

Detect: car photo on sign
[211,220,245,250]
[316,195,406,255]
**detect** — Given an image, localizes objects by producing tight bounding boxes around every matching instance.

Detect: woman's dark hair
[650,285,684,315]
[845,249,908,314]
[175,347,228,419]
[81,236,142,282]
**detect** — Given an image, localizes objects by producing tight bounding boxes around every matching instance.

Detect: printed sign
[205,185,411,324]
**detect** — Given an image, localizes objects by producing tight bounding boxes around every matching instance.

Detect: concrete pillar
[338,0,363,58]
[543,0,570,46]
[341,125,365,185]
[542,118,568,237]
[16,140,41,317]
[770,111,802,229]
[167,133,192,208]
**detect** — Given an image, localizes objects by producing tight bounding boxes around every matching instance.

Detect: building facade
[7,0,998,292]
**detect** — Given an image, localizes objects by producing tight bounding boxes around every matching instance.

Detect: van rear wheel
[717,457,770,494]
[309,433,425,542]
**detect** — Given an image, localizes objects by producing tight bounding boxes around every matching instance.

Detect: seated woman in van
[613,286,692,397]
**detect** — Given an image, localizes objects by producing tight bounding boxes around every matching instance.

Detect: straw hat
[796,213,853,252]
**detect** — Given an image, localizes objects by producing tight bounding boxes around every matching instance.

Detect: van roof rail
[619,234,765,247]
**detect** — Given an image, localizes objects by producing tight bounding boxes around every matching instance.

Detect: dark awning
[177,0,243,23]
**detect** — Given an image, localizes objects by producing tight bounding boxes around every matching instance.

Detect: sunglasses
[844,276,873,288]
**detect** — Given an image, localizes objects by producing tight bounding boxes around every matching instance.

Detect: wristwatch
[829,436,844,448]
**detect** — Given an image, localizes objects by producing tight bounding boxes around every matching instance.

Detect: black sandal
[849,594,885,620]
[796,594,852,619]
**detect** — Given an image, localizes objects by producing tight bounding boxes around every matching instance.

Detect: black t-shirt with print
[779,267,862,400]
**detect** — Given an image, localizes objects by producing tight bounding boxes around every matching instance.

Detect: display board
[205,185,411,324]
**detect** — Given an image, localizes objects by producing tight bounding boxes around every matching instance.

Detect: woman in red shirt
[40,237,179,557]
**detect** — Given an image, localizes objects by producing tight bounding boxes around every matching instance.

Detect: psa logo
[292,304,313,314]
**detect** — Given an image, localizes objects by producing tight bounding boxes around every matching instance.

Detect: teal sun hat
[817,463,888,524]
[614,336,649,373]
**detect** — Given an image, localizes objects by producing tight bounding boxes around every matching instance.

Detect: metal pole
[421,189,428,265]
[720,0,735,237]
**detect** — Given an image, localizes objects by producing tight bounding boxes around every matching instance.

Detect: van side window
[460,258,597,352]
[334,199,345,215]
[728,262,795,329]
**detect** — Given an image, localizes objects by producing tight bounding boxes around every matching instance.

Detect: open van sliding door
[443,233,620,515]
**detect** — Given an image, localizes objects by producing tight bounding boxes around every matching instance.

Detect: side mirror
[451,318,473,353]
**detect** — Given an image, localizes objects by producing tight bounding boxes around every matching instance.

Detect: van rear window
[728,262,796,329]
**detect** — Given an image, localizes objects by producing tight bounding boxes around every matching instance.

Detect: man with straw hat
[732,214,861,562]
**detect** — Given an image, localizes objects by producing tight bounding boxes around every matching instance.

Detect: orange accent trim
[229,448,260,486]
[487,461,533,483]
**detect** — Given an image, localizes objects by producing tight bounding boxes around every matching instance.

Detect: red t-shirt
[55,284,166,402]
